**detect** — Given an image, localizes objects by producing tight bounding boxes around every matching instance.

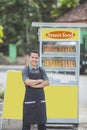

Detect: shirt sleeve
[40,67,49,81]
[22,67,29,82]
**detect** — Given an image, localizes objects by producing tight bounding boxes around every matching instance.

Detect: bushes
[0,91,4,100]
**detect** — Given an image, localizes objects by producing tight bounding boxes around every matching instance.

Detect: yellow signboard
[3,71,25,119]
[41,28,79,41]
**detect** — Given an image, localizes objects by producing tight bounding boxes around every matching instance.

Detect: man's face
[29,53,39,67]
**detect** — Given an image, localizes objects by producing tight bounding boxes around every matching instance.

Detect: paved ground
[1,102,87,130]
[1,119,87,130]
[1,110,87,130]
[0,105,87,130]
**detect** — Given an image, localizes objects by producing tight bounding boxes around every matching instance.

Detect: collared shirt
[22,65,49,82]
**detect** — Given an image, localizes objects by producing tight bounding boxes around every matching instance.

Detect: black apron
[23,67,47,125]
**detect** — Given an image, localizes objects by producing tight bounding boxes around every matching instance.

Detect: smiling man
[22,50,49,130]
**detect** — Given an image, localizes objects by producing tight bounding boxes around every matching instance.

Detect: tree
[0,0,58,55]
[50,0,79,18]
[0,0,83,56]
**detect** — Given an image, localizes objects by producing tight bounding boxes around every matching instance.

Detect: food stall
[32,22,81,126]
[2,22,87,130]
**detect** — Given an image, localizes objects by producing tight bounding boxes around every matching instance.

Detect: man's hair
[29,50,40,57]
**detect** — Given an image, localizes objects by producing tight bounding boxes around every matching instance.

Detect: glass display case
[40,41,79,86]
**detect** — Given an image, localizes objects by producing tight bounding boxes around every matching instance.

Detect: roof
[55,1,87,23]
[32,22,87,28]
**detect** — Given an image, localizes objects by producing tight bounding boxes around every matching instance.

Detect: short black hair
[29,50,40,56]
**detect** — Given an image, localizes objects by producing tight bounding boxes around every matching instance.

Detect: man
[22,50,49,130]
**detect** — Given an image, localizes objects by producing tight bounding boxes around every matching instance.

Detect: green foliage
[0,0,82,55]
[51,0,79,18]
[0,0,26,44]
[0,91,4,99]
[0,0,56,52]
[0,25,4,44]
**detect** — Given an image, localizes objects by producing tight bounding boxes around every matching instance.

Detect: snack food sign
[41,28,79,41]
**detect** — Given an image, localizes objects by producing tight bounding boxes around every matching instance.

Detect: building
[55,1,87,23]
[55,1,87,45]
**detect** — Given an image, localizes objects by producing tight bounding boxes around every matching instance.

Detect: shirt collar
[28,65,39,70]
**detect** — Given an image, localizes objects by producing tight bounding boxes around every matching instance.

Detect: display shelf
[41,42,78,86]
[49,82,78,86]
[42,57,76,69]
[42,52,77,57]
[43,43,76,53]
[47,73,78,86]
[40,39,79,86]
[43,67,76,72]
[41,41,77,74]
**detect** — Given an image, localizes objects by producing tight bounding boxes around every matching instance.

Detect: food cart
[32,22,81,127]
[1,22,87,130]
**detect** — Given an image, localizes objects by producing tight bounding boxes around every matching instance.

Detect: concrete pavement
[1,118,87,130]
[1,104,87,130]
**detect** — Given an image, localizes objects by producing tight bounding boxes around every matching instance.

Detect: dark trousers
[22,124,46,130]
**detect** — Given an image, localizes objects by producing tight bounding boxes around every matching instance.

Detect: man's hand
[24,79,49,88]
[24,79,43,86]
[31,80,50,88]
